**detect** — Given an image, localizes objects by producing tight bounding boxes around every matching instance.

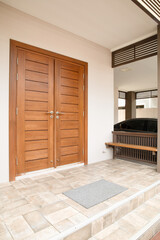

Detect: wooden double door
[16,49,85,175]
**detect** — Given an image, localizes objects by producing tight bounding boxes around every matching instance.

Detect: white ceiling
[114,56,157,92]
[0,0,157,50]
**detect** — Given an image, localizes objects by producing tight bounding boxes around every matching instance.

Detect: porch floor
[0,159,160,240]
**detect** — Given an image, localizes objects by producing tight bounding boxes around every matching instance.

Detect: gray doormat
[63,179,127,209]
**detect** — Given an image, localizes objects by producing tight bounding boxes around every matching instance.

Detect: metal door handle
[56,111,65,115]
[46,111,54,114]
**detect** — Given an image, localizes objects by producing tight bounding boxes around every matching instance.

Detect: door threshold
[16,162,84,180]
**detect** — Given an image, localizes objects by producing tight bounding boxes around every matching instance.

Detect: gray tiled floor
[0,159,159,240]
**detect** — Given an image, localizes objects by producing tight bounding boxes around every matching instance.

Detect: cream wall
[118,108,157,122]
[136,108,158,118]
[114,87,118,124]
[118,109,126,122]
[0,3,113,183]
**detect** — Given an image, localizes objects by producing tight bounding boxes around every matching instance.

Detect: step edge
[129,213,160,240]
[50,180,160,240]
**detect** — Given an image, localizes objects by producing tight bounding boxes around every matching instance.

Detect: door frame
[9,39,88,181]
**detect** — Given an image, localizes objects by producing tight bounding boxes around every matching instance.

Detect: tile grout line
[4,222,14,240]
[16,163,84,180]
[49,180,160,240]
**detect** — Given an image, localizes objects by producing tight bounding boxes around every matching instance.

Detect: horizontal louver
[136,89,158,99]
[114,48,135,67]
[132,0,160,23]
[142,0,160,18]
[135,37,158,59]
[112,35,157,68]
[119,91,126,99]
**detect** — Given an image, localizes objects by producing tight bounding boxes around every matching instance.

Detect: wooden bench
[107,131,157,163]
[106,142,157,152]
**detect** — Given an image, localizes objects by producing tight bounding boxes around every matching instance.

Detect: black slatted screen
[112,35,157,68]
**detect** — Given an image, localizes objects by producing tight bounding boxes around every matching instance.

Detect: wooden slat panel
[60,95,78,104]
[61,69,79,80]
[61,78,78,88]
[61,129,79,138]
[55,60,84,167]
[25,131,48,141]
[60,104,79,113]
[61,86,78,96]
[25,52,49,64]
[25,80,48,92]
[61,146,79,156]
[60,113,79,121]
[25,91,48,102]
[25,140,48,151]
[25,111,48,120]
[25,159,48,172]
[26,60,48,74]
[26,70,48,83]
[60,121,79,129]
[16,49,25,174]
[60,154,79,165]
[61,62,80,71]
[47,57,54,169]
[25,121,48,131]
[15,49,55,176]
[60,138,79,147]
[25,101,48,111]
[25,149,48,161]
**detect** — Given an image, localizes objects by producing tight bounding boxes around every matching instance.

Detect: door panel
[25,60,48,74]
[25,149,48,161]
[61,78,79,88]
[61,154,79,165]
[61,146,79,156]
[25,159,48,172]
[61,69,79,79]
[60,138,79,147]
[60,129,79,138]
[25,130,48,141]
[60,104,79,113]
[25,121,48,131]
[16,49,85,175]
[55,60,84,166]
[60,95,78,105]
[60,121,79,129]
[25,80,48,92]
[60,113,79,120]
[60,86,79,96]
[25,51,49,64]
[25,70,48,83]
[25,111,48,121]
[16,49,54,174]
[25,140,48,151]
[25,91,48,102]
[25,101,48,111]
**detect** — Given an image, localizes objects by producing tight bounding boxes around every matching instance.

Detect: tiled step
[90,193,160,240]
[53,181,160,240]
